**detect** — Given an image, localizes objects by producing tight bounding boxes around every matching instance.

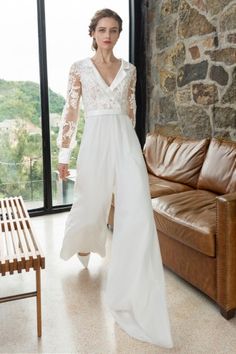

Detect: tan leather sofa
[108,133,236,319]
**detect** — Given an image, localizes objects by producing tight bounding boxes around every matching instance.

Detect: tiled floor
[0,212,236,354]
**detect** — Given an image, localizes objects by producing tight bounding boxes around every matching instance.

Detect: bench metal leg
[36,268,42,337]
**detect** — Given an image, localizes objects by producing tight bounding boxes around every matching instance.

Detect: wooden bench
[0,196,45,337]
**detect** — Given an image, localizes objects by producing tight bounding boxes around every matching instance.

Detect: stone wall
[146,0,236,141]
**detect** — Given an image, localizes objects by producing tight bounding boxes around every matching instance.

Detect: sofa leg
[220,307,236,320]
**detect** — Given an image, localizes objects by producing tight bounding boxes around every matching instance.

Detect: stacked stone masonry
[146,0,236,140]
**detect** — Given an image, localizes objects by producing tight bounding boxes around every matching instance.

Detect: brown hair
[89,8,123,51]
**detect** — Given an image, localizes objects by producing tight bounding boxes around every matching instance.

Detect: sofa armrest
[216,192,236,311]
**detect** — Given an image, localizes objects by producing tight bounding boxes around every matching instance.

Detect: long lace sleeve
[128,66,137,128]
[57,62,82,164]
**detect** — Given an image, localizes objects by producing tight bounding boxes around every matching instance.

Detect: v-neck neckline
[89,58,123,89]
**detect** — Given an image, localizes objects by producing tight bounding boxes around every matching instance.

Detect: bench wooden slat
[14,197,42,271]
[5,198,22,273]
[9,198,31,270]
[0,221,6,272]
[18,196,45,269]
[0,227,7,276]
[13,197,37,260]
[0,199,13,257]
[0,199,15,274]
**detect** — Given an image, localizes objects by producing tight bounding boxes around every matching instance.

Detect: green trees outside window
[0,79,84,204]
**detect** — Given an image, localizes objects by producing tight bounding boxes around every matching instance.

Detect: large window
[0,0,129,212]
[0,0,43,209]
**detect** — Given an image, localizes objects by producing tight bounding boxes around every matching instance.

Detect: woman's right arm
[57,62,82,180]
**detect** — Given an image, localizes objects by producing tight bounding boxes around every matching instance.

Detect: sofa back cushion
[143,133,174,175]
[143,133,209,188]
[198,138,236,194]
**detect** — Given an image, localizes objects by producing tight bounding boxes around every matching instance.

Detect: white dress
[57,58,173,348]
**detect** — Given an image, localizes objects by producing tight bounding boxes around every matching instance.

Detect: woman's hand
[58,163,70,180]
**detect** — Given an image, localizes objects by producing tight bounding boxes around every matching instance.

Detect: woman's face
[92,17,120,50]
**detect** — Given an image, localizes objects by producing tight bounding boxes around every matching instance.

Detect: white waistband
[86,109,127,117]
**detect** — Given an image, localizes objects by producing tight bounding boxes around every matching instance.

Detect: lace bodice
[57,58,137,163]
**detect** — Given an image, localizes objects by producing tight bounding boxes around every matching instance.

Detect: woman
[57,8,173,348]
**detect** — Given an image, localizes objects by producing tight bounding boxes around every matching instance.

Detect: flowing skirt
[60,110,173,348]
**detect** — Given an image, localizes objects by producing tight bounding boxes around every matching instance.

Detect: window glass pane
[45,0,129,206]
[0,0,43,209]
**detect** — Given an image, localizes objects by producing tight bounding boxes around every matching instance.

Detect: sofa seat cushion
[148,173,193,198]
[152,190,217,257]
